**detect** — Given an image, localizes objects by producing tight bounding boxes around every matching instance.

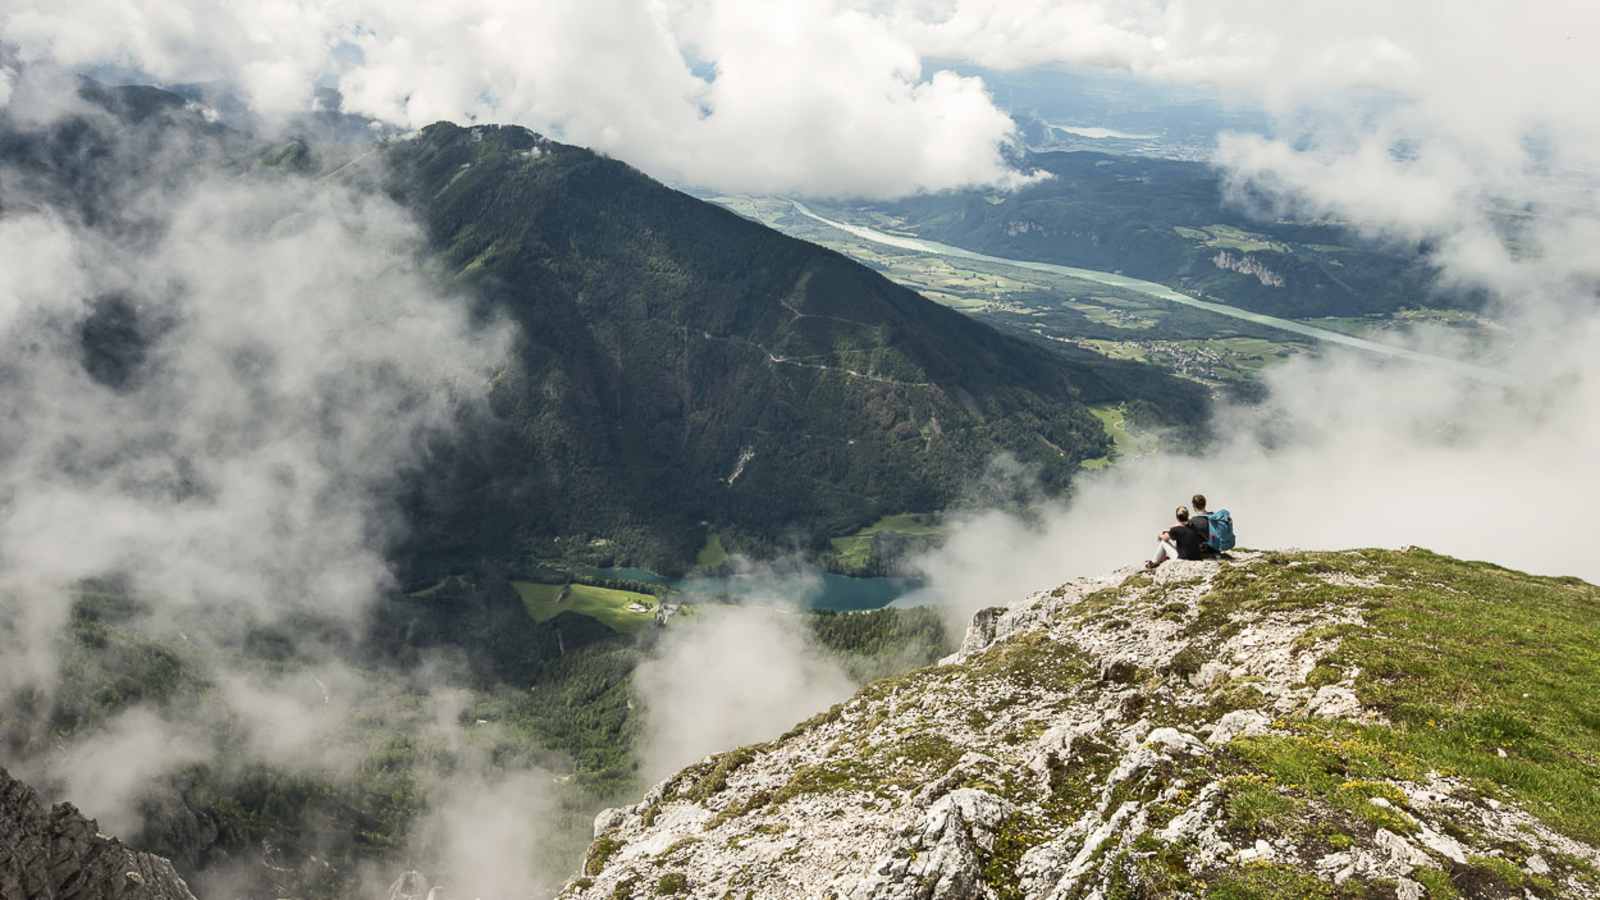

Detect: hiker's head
[1191,494,1207,512]
[1175,505,1190,523]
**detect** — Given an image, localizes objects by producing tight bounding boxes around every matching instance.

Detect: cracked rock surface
[1,766,196,900]
[562,550,1600,899]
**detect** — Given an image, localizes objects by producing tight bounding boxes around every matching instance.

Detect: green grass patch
[1187,551,1356,637]
[583,834,622,877]
[654,872,689,895]
[1335,550,1600,843]
[686,746,760,803]
[1464,854,1524,891]
[513,581,658,633]
[828,513,943,574]
[1412,867,1460,899]
[962,631,1089,695]
[1223,776,1304,838]
[761,731,966,812]
[1210,549,1600,845]
[694,532,729,570]
[1083,403,1159,468]
[982,813,1050,900]
[1206,862,1333,899]
[1229,730,1426,797]
[1172,223,1291,255]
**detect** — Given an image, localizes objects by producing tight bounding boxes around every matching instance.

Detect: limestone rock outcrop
[1,766,196,900]
[560,550,1600,899]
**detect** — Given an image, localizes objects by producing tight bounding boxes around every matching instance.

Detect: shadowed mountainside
[381,123,1207,574]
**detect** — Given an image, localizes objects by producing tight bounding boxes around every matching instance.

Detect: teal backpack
[1205,509,1235,552]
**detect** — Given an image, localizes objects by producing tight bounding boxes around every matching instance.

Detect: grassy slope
[694,534,730,571]
[827,512,944,574]
[1173,549,1600,896]
[514,581,659,633]
[1081,403,1163,469]
[1208,550,1600,845]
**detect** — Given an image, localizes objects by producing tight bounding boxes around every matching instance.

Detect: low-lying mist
[0,73,603,899]
[910,333,1593,629]
[910,187,1598,633]
[635,600,857,784]
[6,5,1599,894]
[905,0,1600,629]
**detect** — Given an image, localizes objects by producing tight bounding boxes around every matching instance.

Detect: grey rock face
[950,606,1008,661]
[0,766,196,900]
[560,553,1600,900]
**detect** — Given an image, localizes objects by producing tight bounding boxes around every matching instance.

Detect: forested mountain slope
[2,84,1205,577]
[382,124,1204,573]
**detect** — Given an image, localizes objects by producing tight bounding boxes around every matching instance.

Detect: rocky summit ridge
[563,549,1600,899]
[0,765,196,900]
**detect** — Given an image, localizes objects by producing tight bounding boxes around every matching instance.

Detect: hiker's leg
[1149,540,1175,566]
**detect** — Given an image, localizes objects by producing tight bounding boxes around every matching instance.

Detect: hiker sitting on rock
[1189,494,1215,555]
[1148,505,1206,569]
[1192,494,1236,557]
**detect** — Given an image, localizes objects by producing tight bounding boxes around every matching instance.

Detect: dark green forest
[4,88,1211,580]
[382,124,1209,577]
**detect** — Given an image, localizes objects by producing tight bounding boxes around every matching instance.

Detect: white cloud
[8,1,1598,202]
[0,176,501,646]
[634,603,856,782]
[915,321,1600,633]
[31,709,210,836]
[2,0,1029,197]
[881,0,1172,72]
[0,106,513,849]
[405,766,565,899]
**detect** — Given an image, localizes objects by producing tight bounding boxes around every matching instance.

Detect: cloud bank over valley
[1,3,1597,897]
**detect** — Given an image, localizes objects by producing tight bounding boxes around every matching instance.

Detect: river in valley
[789,202,1512,385]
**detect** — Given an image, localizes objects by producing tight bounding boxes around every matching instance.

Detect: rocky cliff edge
[1,765,196,900]
[563,549,1600,899]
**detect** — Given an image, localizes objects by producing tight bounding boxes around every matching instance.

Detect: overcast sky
[3,1,1594,200]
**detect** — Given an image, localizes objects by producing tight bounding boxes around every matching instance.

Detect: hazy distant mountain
[858,150,1474,319]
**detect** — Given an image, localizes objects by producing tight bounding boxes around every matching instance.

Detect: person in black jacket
[1147,505,1205,569]
[1189,493,1211,545]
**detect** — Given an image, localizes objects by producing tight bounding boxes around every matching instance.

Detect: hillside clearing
[514,581,659,633]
